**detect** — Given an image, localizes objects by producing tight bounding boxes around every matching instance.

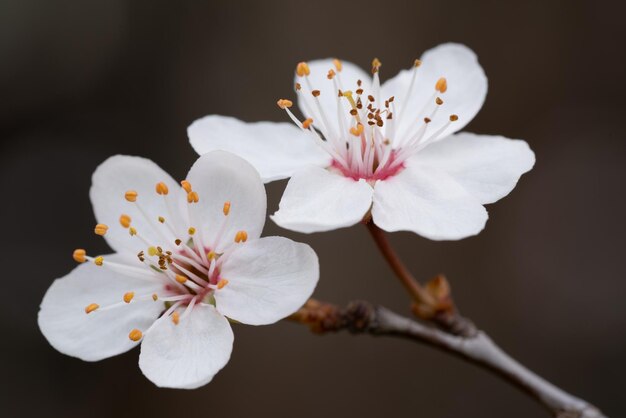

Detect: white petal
[296,59,371,137]
[90,155,185,254]
[38,254,164,362]
[139,304,233,389]
[215,236,319,325]
[381,43,487,140]
[188,115,331,183]
[271,166,374,233]
[184,151,266,249]
[372,164,488,240]
[416,132,535,204]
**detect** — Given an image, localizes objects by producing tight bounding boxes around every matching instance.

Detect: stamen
[123,292,135,303]
[207,251,216,260]
[435,97,444,105]
[94,256,104,266]
[152,293,158,301]
[129,227,137,236]
[73,249,86,263]
[175,275,187,284]
[119,214,131,228]
[217,278,229,289]
[188,227,196,236]
[158,216,165,223]
[296,62,310,77]
[449,114,459,121]
[125,190,138,202]
[155,182,169,195]
[223,201,231,216]
[371,58,382,74]
[302,118,314,129]
[327,69,336,80]
[84,303,99,314]
[234,230,248,243]
[181,180,192,193]
[277,99,293,109]
[171,311,180,325]
[414,59,422,67]
[187,191,199,203]
[435,77,447,93]
[350,123,364,136]
[333,58,342,72]
[311,90,321,97]
[128,329,142,342]
[94,224,108,236]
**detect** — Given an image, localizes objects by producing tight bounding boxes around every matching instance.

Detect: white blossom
[189,44,535,240]
[38,151,319,389]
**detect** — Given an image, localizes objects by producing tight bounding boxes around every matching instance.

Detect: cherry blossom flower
[188,43,535,240]
[38,151,319,389]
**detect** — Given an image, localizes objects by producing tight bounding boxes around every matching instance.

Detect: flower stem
[365,221,436,308]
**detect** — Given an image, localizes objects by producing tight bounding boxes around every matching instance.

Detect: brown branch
[290,299,606,418]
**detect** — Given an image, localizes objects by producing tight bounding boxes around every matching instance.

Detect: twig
[290,300,606,418]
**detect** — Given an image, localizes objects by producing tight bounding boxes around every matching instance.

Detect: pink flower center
[277,57,461,183]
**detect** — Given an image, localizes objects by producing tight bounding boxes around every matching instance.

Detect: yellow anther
[171,311,180,325]
[371,58,382,73]
[414,59,422,68]
[327,69,336,80]
[217,278,229,290]
[123,292,135,304]
[175,275,187,284]
[94,224,108,236]
[296,61,310,77]
[449,114,459,122]
[234,230,248,243]
[350,123,364,136]
[223,201,231,216]
[119,214,131,228]
[181,180,192,193]
[148,246,157,256]
[152,293,158,301]
[158,216,165,223]
[129,227,137,236]
[333,58,342,72]
[128,329,142,341]
[207,251,216,261]
[84,303,99,314]
[125,190,138,202]
[94,256,104,266]
[302,118,314,129]
[435,97,443,106]
[73,249,86,263]
[435,77,447,93]
[277,99,293,109]
[155,182,169,195]
[188,227,196,236]
[187,191,199,203]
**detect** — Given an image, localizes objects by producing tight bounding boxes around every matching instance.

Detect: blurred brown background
[1,0,625,417]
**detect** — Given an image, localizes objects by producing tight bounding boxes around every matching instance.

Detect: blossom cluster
[39,43,534,388]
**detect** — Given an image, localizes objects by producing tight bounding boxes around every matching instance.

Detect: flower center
[75,181,247,342]
[278,58,460,182]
